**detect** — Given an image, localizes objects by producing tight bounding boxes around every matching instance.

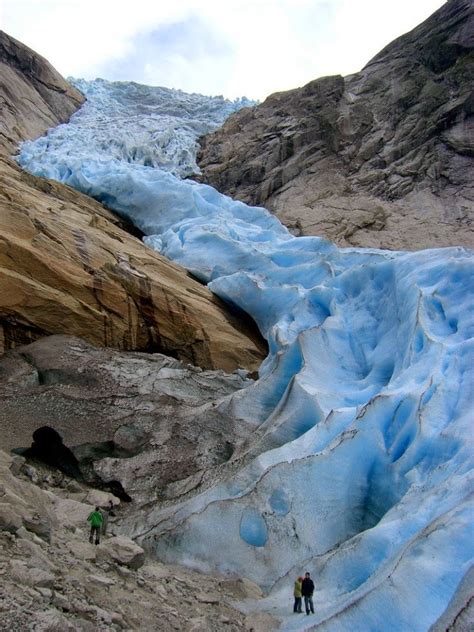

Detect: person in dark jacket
[87,506,103,545]
[301,571,315,615]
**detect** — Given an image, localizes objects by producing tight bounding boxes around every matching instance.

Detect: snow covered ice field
[18,79,474,631]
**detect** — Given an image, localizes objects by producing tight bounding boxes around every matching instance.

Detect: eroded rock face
[0,156,265,369]
[197,0,474,250]
[0,30,85,155]
[0,335,255,503]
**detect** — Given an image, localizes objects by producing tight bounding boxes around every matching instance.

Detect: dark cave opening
[14,425,132,502]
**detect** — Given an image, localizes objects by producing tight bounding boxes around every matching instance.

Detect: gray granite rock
[197,0,474,251]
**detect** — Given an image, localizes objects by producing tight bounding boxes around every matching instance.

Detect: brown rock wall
[0,30,85,155]
[0,157,265,370]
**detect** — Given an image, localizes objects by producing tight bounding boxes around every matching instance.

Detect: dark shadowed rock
[21,425,82,479]
[197,0,474,250]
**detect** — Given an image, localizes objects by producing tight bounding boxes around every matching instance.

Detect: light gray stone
[0,503,22,533]
[10,560,55,588]
[220,577,264,599]
[96,536,145,570]
[33,608,76,632]
[66,540,96,561]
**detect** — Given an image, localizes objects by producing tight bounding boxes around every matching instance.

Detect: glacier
[19,77,255,178]
[17,79,474,631]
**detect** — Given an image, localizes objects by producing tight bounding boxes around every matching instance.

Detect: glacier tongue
[17,80,474,630]
[17,78,255,178]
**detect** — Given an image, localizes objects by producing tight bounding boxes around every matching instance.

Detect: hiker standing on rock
[301,571,315,615]
[87,506,103,545]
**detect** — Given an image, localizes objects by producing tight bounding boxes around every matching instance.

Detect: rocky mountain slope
[0,31,84,155]
[0,334,278,629]
[0,448,276,632]
[0,31,265,371]
[197,0,474,250]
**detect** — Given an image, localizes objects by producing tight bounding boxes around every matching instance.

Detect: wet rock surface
[197,0,474,250]
[0,155,266,370]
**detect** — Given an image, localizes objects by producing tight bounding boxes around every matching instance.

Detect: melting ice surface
[18,79,474,631]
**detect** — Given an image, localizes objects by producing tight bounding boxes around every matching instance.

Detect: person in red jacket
[301,571,315,615]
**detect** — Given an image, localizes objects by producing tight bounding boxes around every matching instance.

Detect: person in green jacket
[87,506,103,545]
[293,576,303,613]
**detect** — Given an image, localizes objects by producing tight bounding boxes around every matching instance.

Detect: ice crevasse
[18,79,474,631]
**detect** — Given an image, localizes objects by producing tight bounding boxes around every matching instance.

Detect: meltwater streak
[17,79,474,631]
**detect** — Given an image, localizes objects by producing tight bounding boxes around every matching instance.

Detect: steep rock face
[0,31,85,155]
[0,158,265,369]
[197,0,474,250]
[0,31,265,371]
[0,335,255,504]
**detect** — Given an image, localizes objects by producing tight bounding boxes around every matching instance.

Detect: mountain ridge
[196,0,474,250]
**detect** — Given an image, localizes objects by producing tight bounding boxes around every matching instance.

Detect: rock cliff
[0,31,85,155]
[197,0,474,250]
[0,335,255,504]
[0,31,265,371]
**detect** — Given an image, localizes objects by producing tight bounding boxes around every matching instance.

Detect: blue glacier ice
[18,78,255,178]
[17,79,474,631]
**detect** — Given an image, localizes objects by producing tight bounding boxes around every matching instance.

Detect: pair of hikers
[293,572,315,615]
[87,501,115,545]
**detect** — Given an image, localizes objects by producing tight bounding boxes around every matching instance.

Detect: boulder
[49,496,92,531]
[0,450,55,541]
[0,503,22,533]
[220,577,264,599]
[84,489,120,509]
[66,540,97,562]
[22,512,52,543]
[9,560,55,588]
[32,609,76,632]
[96,535,145,569]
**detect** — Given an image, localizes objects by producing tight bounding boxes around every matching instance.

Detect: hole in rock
[214,295,269,356]
[185,269,268,356]
[94,196,146,241]
[14,426,132,502]
[0,318,49,353]
[19,425,83,479]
